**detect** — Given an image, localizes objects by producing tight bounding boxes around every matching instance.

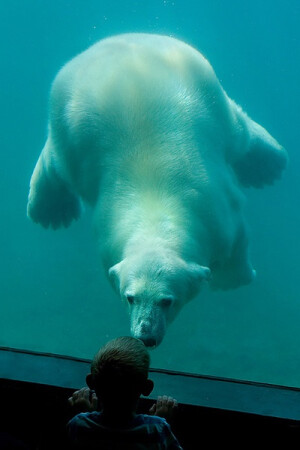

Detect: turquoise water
[0,0,299,386]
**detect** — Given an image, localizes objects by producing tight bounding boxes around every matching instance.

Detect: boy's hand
[149,395,178,422]
[68,387,98,412]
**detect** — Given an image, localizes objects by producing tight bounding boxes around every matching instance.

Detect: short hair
[91,336,150,395]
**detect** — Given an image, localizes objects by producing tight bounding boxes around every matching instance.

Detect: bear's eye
[126,294,134,305]
[160,297,174,308]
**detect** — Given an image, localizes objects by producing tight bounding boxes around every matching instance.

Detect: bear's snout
[132,319,162,348]
[136,333,157,348]
[130,307,167,348]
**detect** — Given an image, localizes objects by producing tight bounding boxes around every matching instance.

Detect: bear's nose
[139,335,157,348]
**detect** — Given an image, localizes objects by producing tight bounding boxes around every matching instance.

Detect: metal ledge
[1,346,300,422]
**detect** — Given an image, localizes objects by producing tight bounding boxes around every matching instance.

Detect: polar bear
[27,33,287,347]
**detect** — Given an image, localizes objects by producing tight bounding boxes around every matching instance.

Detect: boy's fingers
[91,392,98,409]
[156,396,163,406]
[149,403,156,414]
[170,396,177,406]
[83,387,91,399]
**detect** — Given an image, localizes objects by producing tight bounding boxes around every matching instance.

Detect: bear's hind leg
[233,115,288,189]
[27,143,81,229]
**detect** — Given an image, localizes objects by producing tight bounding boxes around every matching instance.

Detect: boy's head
[86,336,154,406]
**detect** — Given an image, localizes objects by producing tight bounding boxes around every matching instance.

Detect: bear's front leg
[27,140,81,229]
[209,222,256,290]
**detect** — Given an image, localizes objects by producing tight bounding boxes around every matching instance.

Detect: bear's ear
[187,263,211,282]
[108,261,122,290]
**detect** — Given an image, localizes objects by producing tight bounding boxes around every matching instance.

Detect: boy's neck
[101,407,137,426]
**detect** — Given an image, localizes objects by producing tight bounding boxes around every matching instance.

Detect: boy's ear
[141,379,154,397]
[86,373,94,389]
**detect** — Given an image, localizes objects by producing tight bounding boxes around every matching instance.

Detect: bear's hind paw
[234,144,288,188]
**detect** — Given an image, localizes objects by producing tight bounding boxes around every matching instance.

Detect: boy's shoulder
[135,414,168,427]
[68,412,167,428]
[67,411,101,428]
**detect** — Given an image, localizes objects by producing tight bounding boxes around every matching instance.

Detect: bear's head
[108,249,210,347]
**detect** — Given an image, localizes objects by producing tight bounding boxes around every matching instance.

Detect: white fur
[27,34,288,346]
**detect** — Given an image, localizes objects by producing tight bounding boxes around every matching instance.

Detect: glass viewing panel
[1,1,299,388]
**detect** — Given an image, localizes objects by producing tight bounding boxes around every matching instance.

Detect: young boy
[67,336,182,449]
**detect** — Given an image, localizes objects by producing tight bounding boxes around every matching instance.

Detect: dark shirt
[67,411,183,449]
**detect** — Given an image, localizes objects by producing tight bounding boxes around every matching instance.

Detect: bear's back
[47,33,236,208]
[50,34,229,158]
[51,33,224,126]
[58,33,215,90]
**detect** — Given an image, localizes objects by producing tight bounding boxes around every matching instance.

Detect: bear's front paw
[27,177,81,229]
